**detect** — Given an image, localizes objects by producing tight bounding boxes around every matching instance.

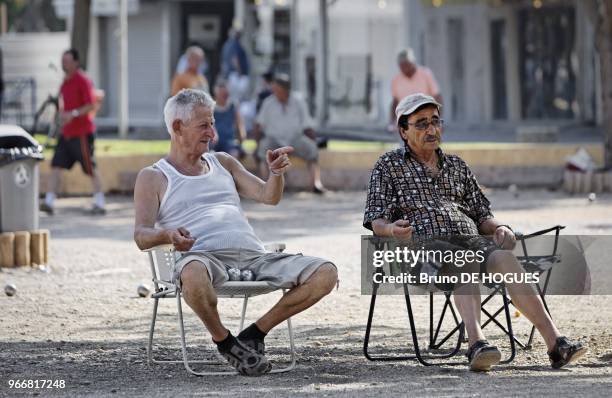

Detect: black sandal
[548,336,587,369]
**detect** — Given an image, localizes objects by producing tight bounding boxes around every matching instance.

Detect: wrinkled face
[61,52,78,74]
[399,105,442,154]
[399,59,417,77]
[272,82,289,102]
[173,106,216,154]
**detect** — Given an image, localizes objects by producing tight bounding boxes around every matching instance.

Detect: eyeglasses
[407,118,444,131]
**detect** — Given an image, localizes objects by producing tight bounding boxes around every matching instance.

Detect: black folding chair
[428,225,565,363]
[362,236,516,366]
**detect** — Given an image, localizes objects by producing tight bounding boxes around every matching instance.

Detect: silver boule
[228,268,241,281]
[588,192,596,202]
[240,270,255,281]
[4,283,17,297]
[137,283,151,297]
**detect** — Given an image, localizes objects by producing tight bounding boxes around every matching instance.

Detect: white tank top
[154,153,265,252]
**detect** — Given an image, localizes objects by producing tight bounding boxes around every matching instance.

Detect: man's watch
[71,109,79,118]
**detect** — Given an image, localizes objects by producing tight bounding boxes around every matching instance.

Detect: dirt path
[1,190,611,397]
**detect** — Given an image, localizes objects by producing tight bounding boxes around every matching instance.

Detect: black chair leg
[500,284,516,364]
[401,283,465,366]
[430,292,463,350]
[364,281,465,365]
[364,282,416,361]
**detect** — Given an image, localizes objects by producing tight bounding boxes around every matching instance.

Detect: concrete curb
[38,143,604,194]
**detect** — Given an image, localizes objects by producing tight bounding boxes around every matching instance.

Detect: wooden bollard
[14,231,31,267]
[593,172,605,193]
[563,170,575,193]
[605,171,612,193]
[0,232,15,267]
[42,229,50,265]
[30,230,47,266]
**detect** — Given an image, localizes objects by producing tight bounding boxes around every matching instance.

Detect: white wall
[420,3,490,123]
[97,1,165,128]
[293,0,405,125]
[0,32,70,125]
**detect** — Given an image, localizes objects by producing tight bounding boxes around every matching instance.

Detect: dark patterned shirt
[363,144,493,239]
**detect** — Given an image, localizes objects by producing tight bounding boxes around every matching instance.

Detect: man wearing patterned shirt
[364,93,586,372]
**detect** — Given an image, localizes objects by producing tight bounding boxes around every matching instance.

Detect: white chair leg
[149,289,297,375]
[175,291,239,376]
[148,295,216,366]
[270,289,297,373]
[238,295,249,333]
[147,298,159,365]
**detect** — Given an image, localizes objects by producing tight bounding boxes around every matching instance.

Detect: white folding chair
[143,243,296,376]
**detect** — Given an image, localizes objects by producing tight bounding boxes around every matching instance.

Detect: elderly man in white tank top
[133,89,338,376]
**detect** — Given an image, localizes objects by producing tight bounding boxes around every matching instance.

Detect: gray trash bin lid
[0,124,44,167]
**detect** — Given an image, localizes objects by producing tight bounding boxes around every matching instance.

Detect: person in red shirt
[40,49,105,215]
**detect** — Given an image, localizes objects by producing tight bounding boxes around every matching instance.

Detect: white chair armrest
[141,244,175,253]
[264,242,286,253]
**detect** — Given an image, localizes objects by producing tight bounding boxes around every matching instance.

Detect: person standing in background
[212,79,246,159]
[171,46,209,96]
[389,48,442,128]
[221,27,250,102]
[175,44,208,79]
[40,49,105,215]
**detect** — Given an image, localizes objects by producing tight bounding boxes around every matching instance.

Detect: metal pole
[234,0,245,25]
[118,0,129,138]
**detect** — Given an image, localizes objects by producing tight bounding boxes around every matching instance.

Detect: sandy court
[1,189,612,397]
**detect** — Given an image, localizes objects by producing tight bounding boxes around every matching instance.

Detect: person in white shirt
[133,89,337,376]
[253,74,326,194]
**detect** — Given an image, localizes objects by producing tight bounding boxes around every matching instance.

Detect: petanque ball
[240,270,255,281]
[588,192,596,202]
[228,268,241,281]
[4,283,17,297]
[137,283,151,298]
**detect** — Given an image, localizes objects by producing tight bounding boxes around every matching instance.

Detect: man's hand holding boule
[267,146,294,176]
[168,227,195,251]
[390,220,414,242]
[493,225,516,250]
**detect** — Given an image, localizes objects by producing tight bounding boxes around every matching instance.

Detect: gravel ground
[1,189,612,397]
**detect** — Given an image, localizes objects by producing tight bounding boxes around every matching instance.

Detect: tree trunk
[597,0,612,168]
[70,0,91,70]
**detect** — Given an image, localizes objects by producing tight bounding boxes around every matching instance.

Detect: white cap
[395,93,442,124]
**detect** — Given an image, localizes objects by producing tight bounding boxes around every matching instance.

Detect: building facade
[3,0,600,133]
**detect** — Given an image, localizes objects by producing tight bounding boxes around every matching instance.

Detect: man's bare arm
[133,167,195,251]
[215,150,290,205]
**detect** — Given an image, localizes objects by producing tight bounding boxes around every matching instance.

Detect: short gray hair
[397,48,417,64]
[185,45,204,59]
[164,89,215,135]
